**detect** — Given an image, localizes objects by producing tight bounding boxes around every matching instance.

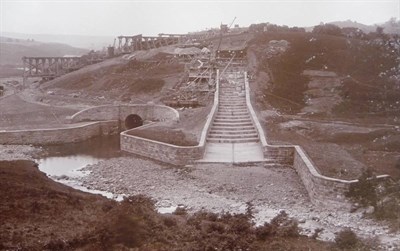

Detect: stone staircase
[207,77,259,144]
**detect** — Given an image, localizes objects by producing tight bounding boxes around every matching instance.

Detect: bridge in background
[22,56,83,79]
[117,34,186,53]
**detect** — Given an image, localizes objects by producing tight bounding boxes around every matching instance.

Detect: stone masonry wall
[120,132,204,166]
[263,145,294,165]
[293,146,355,209]
[0,121,118,145]
[70,104,179,124]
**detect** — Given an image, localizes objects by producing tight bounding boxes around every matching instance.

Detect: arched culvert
[124,114,143,129]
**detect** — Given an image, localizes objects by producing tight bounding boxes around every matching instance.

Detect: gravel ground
[76,156,400,249]
[0,145,40,160]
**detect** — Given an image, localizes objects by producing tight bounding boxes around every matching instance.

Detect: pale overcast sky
[1,0,399,36]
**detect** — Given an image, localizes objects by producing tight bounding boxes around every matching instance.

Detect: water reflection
[37,135,121,177]
[38,155,99,177]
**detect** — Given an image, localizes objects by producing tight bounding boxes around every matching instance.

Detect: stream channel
[35,135,178,212]
[36,135,125,199]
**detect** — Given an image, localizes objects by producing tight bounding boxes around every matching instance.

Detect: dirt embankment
[0,94,78,130]
[0,50,212,133]
[1,160,338,250]
[37,58,184,106]
[127,103,213,146]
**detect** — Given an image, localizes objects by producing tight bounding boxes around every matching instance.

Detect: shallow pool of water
[38,155,99,177]
[37,135,121,177]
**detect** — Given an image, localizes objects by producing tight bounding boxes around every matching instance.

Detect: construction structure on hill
[22,56,82,80]
[117,34,188,54]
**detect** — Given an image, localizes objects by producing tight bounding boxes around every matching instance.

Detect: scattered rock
[365,206,375,215]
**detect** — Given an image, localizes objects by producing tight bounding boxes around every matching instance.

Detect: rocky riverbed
[75,156,400,250]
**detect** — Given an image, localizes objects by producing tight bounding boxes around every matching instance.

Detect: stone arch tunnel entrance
[124,114,143,129]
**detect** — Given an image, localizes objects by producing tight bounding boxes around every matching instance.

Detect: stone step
[211,125,256,131]
[219,88,244,94]
[206,138,260,143]
[219,90,244,93]
[219,100,246,103]
[218,107,247,111]
[214,117,251,122]
[218,106,247,110]
[218,111,248,114]
[219,97,245,101]
[214,118,252,123]
[217,112,249,116]
[205,76,260,145]
[207,133,258,139]
[215,115,251,120]
[220,93,245,96]
[219,100,245,103]
[212,121,253,127]
[219,95,245,99]
[209,129,257,135]
[218,103,246,107]
[220,87,239,89]
[219,100,246,104]
[218,107,248,111]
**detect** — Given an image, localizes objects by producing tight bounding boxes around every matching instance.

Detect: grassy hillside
[251,32,400,119]
[38,54,184,104]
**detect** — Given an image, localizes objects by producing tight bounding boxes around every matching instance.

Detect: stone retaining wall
[0,121,118,145]
[120,129,204,166]
[244,72,295,164]
[293,146,390,209]
[264,145,294,165]
[293,146,354,209]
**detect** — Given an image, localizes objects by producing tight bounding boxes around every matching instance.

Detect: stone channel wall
[120,70,221,165]
[264,145,294,165]
[0,121,118,145]
[244,72,295,165]
[293,146,354,209]
[293,146,390,209]
[120,129,205,166]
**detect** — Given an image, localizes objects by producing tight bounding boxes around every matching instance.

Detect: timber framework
[22,56,83,79]
[117,34,187,53]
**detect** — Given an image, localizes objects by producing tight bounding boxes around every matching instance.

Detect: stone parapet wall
[244,72,295,165]
[69,104,179,125]
[293,146,355,209]
[0,121,118,145]
[264,145,294,165]
[120,131,204,166]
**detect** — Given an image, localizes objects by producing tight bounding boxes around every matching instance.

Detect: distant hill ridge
[1,32,114,50]
[328,19,400,34]
[0,36,89,66]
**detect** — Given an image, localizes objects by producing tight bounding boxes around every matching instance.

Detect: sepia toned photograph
[1,0,399,250]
